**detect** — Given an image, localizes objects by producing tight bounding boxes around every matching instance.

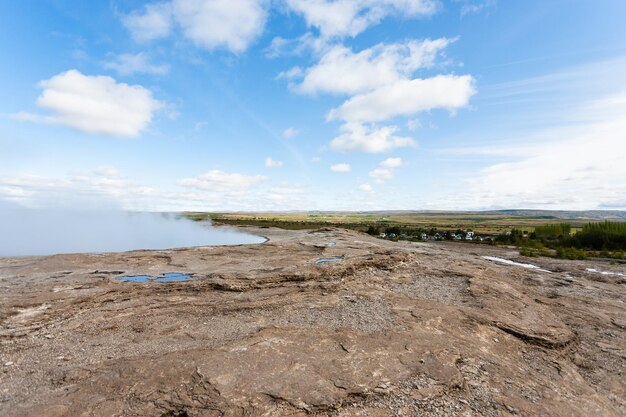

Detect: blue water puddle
[117,272,192,283]
[117,275,152,283]
[315,256,344,264]
[154,273,193,282]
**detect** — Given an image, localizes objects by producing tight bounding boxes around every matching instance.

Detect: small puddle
[116,273,192,283]
[117,275,152,283]
[316,256,344,264]
[482,256,551,273]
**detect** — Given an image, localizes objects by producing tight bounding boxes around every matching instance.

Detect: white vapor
[0,200,264,257]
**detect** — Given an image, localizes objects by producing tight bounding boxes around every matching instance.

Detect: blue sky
[1,0,625,211]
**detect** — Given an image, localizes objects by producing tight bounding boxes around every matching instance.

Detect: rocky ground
[0,227,624,417]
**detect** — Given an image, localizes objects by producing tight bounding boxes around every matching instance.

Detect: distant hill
[334,210,626,220]
[439,210,626,220]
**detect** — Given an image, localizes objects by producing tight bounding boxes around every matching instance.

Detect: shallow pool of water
[316,256,344,264]
[116,275,153,283]
[117,272,193,283]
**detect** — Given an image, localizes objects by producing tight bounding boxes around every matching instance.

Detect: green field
[184,210,626,235]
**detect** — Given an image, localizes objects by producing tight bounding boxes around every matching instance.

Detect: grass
[183,210,624,235]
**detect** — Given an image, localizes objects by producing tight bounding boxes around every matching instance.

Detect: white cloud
[330,123,414,153]
[407,118,422,131]
[124,0,267,53]
[265,157,284,168]
[123,2,173,42]
[282,127,300,138]
[379,157,403,168]
[0,170,315,212]
[369,157,404,183]
[265,32,328,59]
[270,186,304,194]
[458,123,626,209]
[455,0,497,16]
[328,74,476,123]
[194,121,208,131]
[13,70,162,137]
[104,53,169,76]
[178,170,267,192]
[276,67,304,82]
[265,184,311,206]
[285,0,440,38]
[265,36,290,58]
[330,163,351,172]
[0,173,195,211]
[275,35,472,154]
[93,165,123,179]
[358,183,373,191]
[471,144,621,208]
[0,168,151,210]
[368,168,394,183]
[172,0,267,52]
[293,39,453,95]
[431,89,626,210]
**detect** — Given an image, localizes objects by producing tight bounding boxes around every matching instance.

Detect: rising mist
[0,201,264,256]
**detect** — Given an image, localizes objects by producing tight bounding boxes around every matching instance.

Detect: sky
[1,0,625,212]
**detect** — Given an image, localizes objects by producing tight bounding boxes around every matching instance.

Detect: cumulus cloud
[328,74,476,123]
[330,163,351,172]
[369,157,404,183]
[178,170,267,192]
[123,0,267,53]
[330,123,415,153]
[265,157,284,168]
[285,0,440,38]
[12,70,162,137]
[274,35,473,153]
[292,39,453,95]
[172,0,267,52]
[104,53,169,76]
[358,183,373,191]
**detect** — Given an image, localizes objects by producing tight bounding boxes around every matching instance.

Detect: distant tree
[572,221,626,250]
[385,226,401,236]
[366,225,380,236]
[533,223,571,239]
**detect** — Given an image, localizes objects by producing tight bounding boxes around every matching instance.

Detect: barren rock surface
[0,227,624,416]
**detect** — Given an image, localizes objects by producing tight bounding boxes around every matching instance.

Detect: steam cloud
[0,200,264,256]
